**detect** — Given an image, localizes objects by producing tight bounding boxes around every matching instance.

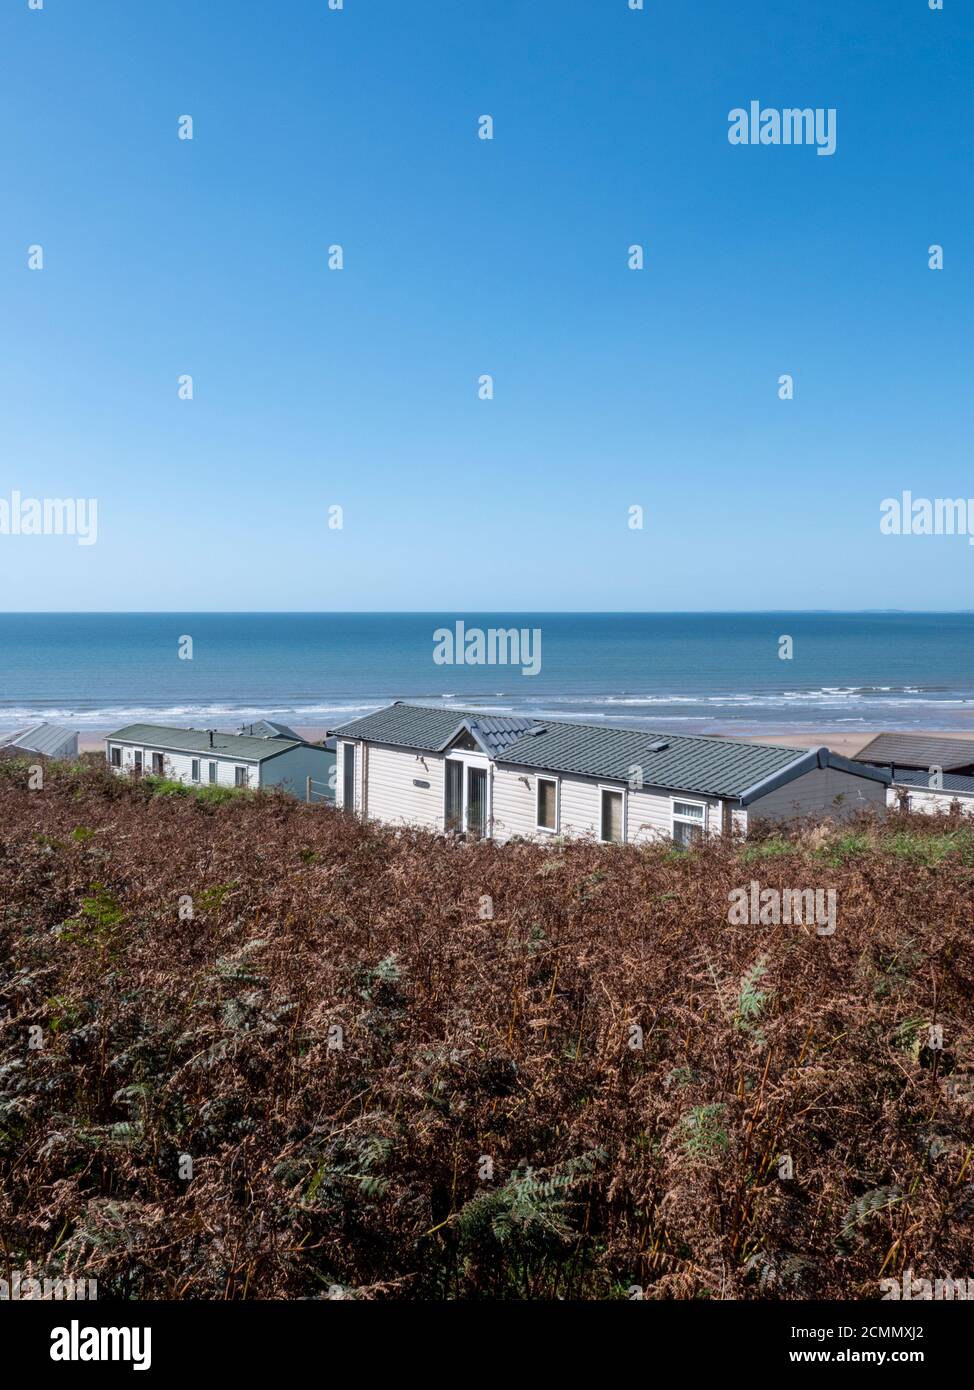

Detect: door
[445,758,464,832]
[342,742,357,812]
[467,766,487,839]
[445,759,489,837]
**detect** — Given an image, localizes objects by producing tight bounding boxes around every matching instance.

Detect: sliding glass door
[444,758,489,838]
[445,759,464,832]
[467,766,487,839]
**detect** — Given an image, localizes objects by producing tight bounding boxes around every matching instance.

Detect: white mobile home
[333,703,890,844]
[105,723,333,799]
[888,771,974,816]
[854,732,974,816]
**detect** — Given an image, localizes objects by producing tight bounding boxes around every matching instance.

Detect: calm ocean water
[1,612,973,734]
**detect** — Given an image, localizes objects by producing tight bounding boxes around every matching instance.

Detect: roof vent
[526,725,548,736]
[647,739,669,752]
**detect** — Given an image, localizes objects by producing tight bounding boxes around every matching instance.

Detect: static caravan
[855,732,974,779]
[333,703,890,844]
[105,723,333,800]
[854,732,974,816]
[0,721,79,761]
[886,769,974,817]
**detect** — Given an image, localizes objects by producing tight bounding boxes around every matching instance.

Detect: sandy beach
[78,726,974,758]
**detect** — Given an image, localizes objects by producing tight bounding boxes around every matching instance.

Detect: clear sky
[1,0,971,611]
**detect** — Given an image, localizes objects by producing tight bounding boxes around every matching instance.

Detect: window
[151,752,164,776]
[672,799,705,847]
[191,759,200,782]
[449,729,479,752]
[341,742,357,812]
[134,751,143,772]
[600,788,624,843]
[234,766,249,788]
[208,761,217,784]
[109,746,121,768]
[536,777,558,832]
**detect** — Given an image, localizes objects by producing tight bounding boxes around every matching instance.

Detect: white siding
[337,741,888,842]
[107,741,331,797]
[108,743,257,790]
[492,765,724,844]
[747,766,886,822]
[889,786,974,816]
[358,741,445,829]
[492,765,609,841]
[628,787,724,842]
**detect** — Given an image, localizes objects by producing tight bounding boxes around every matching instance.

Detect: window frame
[340,740,357,812]
[598,784,626,844]
[535,775,559,833]
[671,796,707,846]
[109,745,121,768]
[443,750,491,836]
[151,752,164,776]
[234,765,249,788]
[191,758,200,782]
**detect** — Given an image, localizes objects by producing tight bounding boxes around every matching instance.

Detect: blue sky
[1,0,971,611]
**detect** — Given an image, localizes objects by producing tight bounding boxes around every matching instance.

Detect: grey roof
[335,705,543,757]
[106,723,300,762]
[453,715,541,757]
[893,769,974,797]
[0,721,77,756]
[335,703,492,752]
[0,726,31,746]
[335,703,890,801]
[497,721,882,801]
[855,733,974,772]
[238,720,305,742]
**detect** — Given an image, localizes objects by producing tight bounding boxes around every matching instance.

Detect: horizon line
[3,609,974,618]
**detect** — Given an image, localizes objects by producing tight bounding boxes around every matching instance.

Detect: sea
[1,612,973,735]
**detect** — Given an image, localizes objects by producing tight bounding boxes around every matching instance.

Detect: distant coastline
[5,611,974,740]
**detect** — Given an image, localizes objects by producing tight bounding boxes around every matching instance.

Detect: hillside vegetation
[1,756,973,1299]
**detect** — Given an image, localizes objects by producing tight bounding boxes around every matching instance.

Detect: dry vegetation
[1,755,973,1300]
